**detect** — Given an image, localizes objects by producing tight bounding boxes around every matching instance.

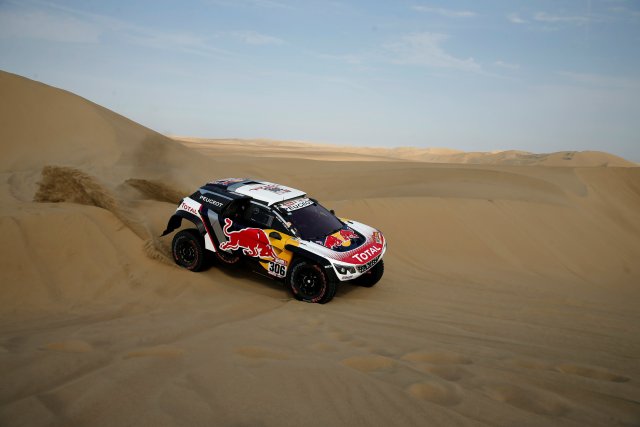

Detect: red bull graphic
[323,228,360,250]
[323,234,343,250]
[316,228,385,265]
[340,228,359,240]
[219,218,278,261]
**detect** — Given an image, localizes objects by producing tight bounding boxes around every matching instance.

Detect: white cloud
[124,31,218,56]
[412,6,476,18]
[230,31,283,45]
[104,20,226,57]
[507,13,526,24]
[1,1,229,57]
[558,71,640,89]
[384,33,481,72]
[317,52,364,65]
[534,12,589,24]
[0,8,101,43]
[494,60,520,70]
[609,6,640,19]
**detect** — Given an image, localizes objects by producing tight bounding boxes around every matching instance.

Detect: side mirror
[330,209,335,215]
[269,231,282,240]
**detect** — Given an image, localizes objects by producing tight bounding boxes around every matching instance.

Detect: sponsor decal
[209,178,245,186]
[180,201,198,216]
[268,259,287,278]
[249,184,291,195]
[219,218,278,261]
[351,244,382,264]
[357,254,381,273]
[324,228,359,250]
[198,195,224,208]
[373,231,382,244]
[278,198,313,212]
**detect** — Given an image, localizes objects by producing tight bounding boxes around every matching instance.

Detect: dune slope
[1,71,639,426]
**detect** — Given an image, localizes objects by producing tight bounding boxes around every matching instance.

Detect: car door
[217,200,268,257]
[240,203,280,258]
[244,203,299,277]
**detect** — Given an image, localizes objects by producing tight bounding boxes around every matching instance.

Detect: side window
[271,217,290,234]
[222,200,248,222]
[244,204,274,228]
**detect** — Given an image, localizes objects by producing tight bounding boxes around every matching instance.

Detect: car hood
[313,225,363,252]
[300,220,386,266]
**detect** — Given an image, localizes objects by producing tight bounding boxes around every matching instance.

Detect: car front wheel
[287,260,337,304]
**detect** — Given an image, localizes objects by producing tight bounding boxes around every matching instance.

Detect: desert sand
[1,70,639,426]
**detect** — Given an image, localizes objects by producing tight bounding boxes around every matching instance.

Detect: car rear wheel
[354,259,384,287]
[172,229,207,272]
[287,260,337,304]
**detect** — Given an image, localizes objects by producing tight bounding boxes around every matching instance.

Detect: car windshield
[281,202,343,240]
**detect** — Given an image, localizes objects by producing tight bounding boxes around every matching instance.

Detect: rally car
[162,178,386,304]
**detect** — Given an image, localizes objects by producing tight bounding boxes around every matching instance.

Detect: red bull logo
[323,228,359,250]
[219,218,278,261]
[340,229,359,241]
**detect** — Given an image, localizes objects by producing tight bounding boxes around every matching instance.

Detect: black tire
[287,260,337,304]
[354,259,384,287]
[172,229,207,272]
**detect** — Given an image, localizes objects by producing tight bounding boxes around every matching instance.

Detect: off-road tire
[287,260,337,304]
[354,259,384,287]
[172,229,207,272]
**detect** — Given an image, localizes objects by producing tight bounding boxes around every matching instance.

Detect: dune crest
[176,137,636,167]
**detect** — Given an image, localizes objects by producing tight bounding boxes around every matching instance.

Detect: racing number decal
[268,261,287,278]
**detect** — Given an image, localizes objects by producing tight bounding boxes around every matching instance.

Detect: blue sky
[1,0,639,160]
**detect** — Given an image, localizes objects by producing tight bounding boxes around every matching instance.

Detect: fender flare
[284,244,328,265]
[285,244,338,282]
[161,211,206,237]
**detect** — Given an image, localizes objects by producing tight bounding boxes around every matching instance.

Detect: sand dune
[176,136,637,167]
[1,70,640,426]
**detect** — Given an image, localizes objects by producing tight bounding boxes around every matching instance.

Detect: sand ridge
[176,136,637,167]
[1,70,640,426]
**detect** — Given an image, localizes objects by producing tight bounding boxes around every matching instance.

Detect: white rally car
[162,178,386,304]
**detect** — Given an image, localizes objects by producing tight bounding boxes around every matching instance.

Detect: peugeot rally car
[162,178,386,304]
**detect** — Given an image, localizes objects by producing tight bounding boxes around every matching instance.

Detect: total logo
[180,201,198,215]
[352,245,382,263]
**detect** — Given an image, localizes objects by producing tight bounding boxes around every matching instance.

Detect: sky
[1,0,639,160]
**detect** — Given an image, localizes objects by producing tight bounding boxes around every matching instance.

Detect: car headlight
[335,264,356,275]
